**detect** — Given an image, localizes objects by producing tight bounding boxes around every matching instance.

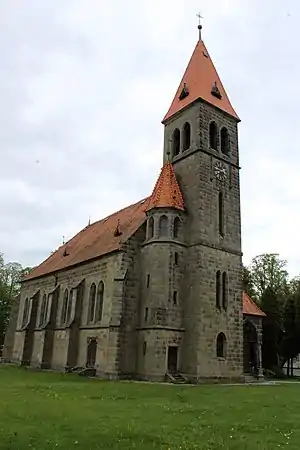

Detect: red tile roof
[243,291,265,317]
[24,161,184,281]
[163,40,240,123]
[146,160,184,212]
[24,199,148,281]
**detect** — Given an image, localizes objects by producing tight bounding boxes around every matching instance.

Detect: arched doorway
[86,338,97,368]
[243,320,258,375]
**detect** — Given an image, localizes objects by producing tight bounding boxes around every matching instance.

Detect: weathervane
[196,12,203,41]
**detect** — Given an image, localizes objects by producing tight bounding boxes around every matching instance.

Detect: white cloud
[0,0,299,279]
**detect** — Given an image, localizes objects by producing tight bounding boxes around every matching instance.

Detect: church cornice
[136,326,185,332]
[188,239,243,257]
[172,145,241,170]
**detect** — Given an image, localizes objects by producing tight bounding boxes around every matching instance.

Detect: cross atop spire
[196,12,203,41]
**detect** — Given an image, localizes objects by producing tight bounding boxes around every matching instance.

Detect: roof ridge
[23,197,149,281]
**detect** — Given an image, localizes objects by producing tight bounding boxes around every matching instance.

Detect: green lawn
[0,366,299,449]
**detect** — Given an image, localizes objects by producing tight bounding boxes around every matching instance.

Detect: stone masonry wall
[135,210,187,380]
[163,99,243,380]
[117,224,146,376]
[182,246,243,378]
[13,252,121,375]
[136,329,183,380]
[164,101,241,253]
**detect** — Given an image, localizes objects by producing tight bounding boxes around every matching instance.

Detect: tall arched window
[218,192,224,237]
[172,128,180,156]
[148,217,154,239]
[173,217,180,239]
[67,289,75,322]
[96,281,104,322]
[216,333,226,358]
[159,215,168,237]
[220,127,229,155]
[61,289,69,325]
[216,271,221,309]
[88,283,97,323]
[182,122,191,151]
[222,272,228,310]
[209,122,218,150]
[39,294,47,327]
[22,297,30,328]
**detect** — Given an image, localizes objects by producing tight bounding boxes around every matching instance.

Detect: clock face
[214,162,227,181]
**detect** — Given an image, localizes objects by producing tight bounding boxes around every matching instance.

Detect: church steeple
[162,38,240,124]
[145,159,184,212]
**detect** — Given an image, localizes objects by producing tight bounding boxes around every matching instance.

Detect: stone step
[65,366,85,374]
[166,372,187,384]
[78,367,96,377]
[244,374,262,384]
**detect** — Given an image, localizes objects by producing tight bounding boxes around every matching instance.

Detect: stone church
[4,27,265,382]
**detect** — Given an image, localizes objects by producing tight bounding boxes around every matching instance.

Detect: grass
[0,366,299,449]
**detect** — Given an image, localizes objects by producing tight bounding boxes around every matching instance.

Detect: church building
[4,24,265,382]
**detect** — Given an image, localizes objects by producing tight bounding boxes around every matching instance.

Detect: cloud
[0,0,299,278]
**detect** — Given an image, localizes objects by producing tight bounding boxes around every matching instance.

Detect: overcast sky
[0,0,299,276]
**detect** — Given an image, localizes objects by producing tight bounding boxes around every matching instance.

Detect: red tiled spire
[146,160,184,212]
[162,39,240,123]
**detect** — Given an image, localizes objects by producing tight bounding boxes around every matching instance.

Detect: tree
[279,278,300,374]
[260,286,283,370]
[0,254,32,354]
[249,253,288,300]
[242,265,256,300]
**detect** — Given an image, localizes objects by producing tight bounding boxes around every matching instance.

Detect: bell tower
[162,22,243,380]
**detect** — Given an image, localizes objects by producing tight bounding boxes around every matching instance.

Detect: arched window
[173,217,180,239]
[174,252,179,265]
[220,127,229,155]
[67,289,75,322]
[88,283,97,323]
[172,128,180,156]
[148,217,154,239]
[45,293,52,324]
[86,338,97,368]
[218,192,224,237]
[96,281,104,322]
[143,341,147,355]
[22,297,30,328]
[173,291,178,305]
[61,289,69,324]
[222,272,228,310]
[39,294,47,327]
[182,122,191,151]
[216,333,226,358]
[159,215,168,237]
[216,271,221,309]
[209,122,218,150]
